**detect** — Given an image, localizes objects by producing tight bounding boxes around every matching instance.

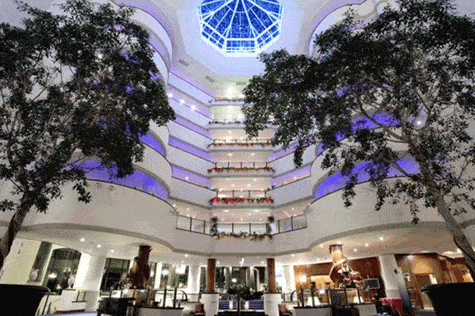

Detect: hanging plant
[210,216,218,236]
[216,231,271,241]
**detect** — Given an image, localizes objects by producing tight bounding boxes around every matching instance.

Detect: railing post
[249,223,252,233]
[232,190,235,197]
[291,216,294,231]
[204,220,206,234]
[278,219,281,233]
[253,161,256,169]
[240,162,243,168]
[232,223,234,234]
[228,162,230,169]
[190,217,193,231]
[215,162,217,168]
[248,190,251,198]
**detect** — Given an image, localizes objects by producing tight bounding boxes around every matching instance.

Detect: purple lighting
[172,165,211,188]
[77,161,169,199]
[314,156,419,199]
[140,133,166,156]
[169,136,213,161]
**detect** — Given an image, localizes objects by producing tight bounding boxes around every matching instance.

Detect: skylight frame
[198,0,284,57]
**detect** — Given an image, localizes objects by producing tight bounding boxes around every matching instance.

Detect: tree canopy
[243,0,475,275]
[0,0,175,267]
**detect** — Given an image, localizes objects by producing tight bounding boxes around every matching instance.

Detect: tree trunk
[0,195,34,269]
[433,194,475,280]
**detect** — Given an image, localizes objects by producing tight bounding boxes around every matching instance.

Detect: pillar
[206,258,216,293]
[74,254,107,311]
[168,264,177,287]
[379,254,401,298]
[187,264,201,302]
[224,266,231,289]
[202,258,218,316]
[283,265,296,294]
[267,258,277,293]
[154,262,162,289]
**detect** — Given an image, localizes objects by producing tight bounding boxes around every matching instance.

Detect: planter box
[0,284,49,316]
[422,283,475,316]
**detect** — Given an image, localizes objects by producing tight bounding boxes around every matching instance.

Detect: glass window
[100,258,130,291]
[43,248,81,294]
[198,0,283,56]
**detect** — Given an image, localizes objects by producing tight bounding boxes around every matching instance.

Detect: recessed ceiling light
[379,237,384,241]
[80,238,85,242]
[228,153,233,156]
[181,260,184,263]
[224,210,229,212]
[180,99,185,104]
[217,261,220,264]
[185,176,189,180]
[254,210,259,212]
[261,261,264,264]
[248,213,251,215]
[294,177,297,180]
[251,153,255,156]
[353,248,357,252]
[190,105,196,111]
[185,254,189,257]
[231,184,235,187]
[97,244,101,248]
[416,120,422,125]
[240,218,243,220]
[365,243,369,247]
[253,179,257,181]
[187,208,190,211]
[228,131,232,134]
[247,184,251,187]
[292,208,295,211]
[172,204,176,207]
[337,241,342,244]
[320,244,324,248]
[239,195,243,197]
[291,254,295,257]
[260,218,263,220]
[111,249,115,253]
[167,93,173,98]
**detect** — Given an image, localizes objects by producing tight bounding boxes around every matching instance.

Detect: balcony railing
[210,97,245,103]
[209,119,245,125]
[176,214,307,235]
[208,162,275,173]
[210,190,273,205]
[208,138,272,148]
[215,189,268,198]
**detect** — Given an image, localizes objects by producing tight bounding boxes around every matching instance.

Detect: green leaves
[243,0,475,223]
[0,0,174,213]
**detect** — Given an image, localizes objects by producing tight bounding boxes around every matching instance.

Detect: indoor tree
[243,0,475,276]
[0,0,175,268]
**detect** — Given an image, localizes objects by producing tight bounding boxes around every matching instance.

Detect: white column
[379,254,400,298]
[201,293,219,316]
[283,265,296,294]
[74,254,106,312]
[154,262,163,289]
[0,238,41,284]
[187,264,201,302]
[263,293,282,316]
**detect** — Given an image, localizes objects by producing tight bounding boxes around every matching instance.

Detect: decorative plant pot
[0,284,49,316]
[421,283,475,316]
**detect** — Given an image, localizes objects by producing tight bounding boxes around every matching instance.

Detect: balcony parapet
[209,196,274,205]
[208,138,272,148]
[176,214,307,235]
[208,162,275,174]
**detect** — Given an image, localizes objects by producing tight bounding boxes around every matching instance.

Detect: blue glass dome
[198,0,284,57]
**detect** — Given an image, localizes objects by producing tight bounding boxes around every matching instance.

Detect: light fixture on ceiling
[228,153,233,156]
[111,249,115,253]
[185,254,189,257]
[224,210,229,212]
[291,254,295,257]
[337,241,342,244]
[97,244,101,248]
[167,93,173,98]
[379,237,384,241]
[80,238,85,242]
[190,105,197,111]
[254,209,259,212]
[180,99,185,104]
[365,243,369,247]
[231,184,235,187]
[353,248,357,252]
[320,244,324,248]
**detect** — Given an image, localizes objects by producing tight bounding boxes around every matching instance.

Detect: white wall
[168,121,212,150]
[0,238,41,284]
[169,178,215,206]
[167,147,214,173]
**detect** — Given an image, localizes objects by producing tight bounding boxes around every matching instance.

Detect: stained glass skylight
[198,0,284,57]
